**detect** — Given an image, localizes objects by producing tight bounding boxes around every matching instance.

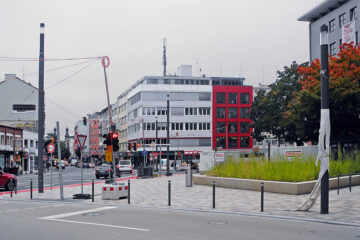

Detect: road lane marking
[44,219,150,232]
[6,209,19,212]
[39,206,117,220]
[38,206,149,232]
[53,204,64,207]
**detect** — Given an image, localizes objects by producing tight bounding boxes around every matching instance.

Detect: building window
[339,13,346,28]
[24,139,28,148]
[199,107,210,115]
[330,42,336,56]
[228,93,238,104]
[356,31,358,44]
[216,108,226,118]
[228,122,238,133]
[329,19,336,32]
[228,108,238,119]
[216,122,226,133]
[240,137,250,148]
[157,108,167,115]
[185,108,197,115]
[340,38,342,47]
[240,108,250,118]
[240,93,249,104]
[216,92,226,104]
[216,137,226,148]
[350,7,357,21]
[228,137,238,148]
[240,122,250,133]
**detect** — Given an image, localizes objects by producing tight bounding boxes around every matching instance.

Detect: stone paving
[1,174,359,225]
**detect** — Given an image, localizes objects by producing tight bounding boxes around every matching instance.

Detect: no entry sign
[47,143,55,154]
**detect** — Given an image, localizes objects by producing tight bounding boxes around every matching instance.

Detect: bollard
[51,170,53,191]
[349,174,352,192]
[30,179,33,200]
[261,182,264,212]
[15,180,17,195]
[168,180,171,206]
[92,179,94,202]
[10,188,12,198]
[128,180,131,204]
[212,181,216,209]
[337,175,340,195]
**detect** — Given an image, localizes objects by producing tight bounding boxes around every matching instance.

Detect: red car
[0,170,16,191]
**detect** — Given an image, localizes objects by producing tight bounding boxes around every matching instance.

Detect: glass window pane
[216,92,226,104]
[216,108,226,118]
[240,137,250,148]
[240,108,250,118]
[240,93,249,104]
[228,122,238,133]
[240,122,250,133]
[228,108,237,119]
[216,122,226,133]
[228,137,238,148]
[216,137,226,148]
[228,93,238,104]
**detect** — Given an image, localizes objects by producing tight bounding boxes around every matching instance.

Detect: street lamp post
[155,117,158,171]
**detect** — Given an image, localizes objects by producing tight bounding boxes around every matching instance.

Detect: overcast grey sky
[0,0,323,136]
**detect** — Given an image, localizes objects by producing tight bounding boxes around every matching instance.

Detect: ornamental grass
[206,151,360,182]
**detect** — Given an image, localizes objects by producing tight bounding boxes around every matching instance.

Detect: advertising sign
[342,21,356,44]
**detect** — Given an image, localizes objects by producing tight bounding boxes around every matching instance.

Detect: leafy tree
[287,43,360,143]
[251,61,307,145]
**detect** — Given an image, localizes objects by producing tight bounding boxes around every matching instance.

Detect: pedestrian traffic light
[112,132,119,152]
[83,117,87,126]
[128,142,132,151]
[133,143,137,151]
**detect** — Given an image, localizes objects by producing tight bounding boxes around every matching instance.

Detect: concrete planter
[193,174,360,195]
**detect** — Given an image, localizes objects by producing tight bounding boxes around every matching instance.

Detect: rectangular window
[356,31,359,44]
[330,42,336,56]
[24,139,28,148]
[180,123,183,130]
[240,122,250,133]
[199,138,211,146]
[216,137,226,148]
[329,19,336,32]
[216,122,226,133]
[340,38,342,47]
[216,107,226,118]
[240,137,250,148]
[0,135,4,145]
[157,107,167,115]
[199,123,203,130]
[207,123,210,130]
[147,79,158,84]
[216,92,226,104]
[228,122,238,133]
[240,108,250,118]
[199,92,211,101]
[185,123,189,130]
[228,93,238,104]
[350,7,357,21]
[171,107,184,116]
[171,123,175,130]
[228,137,238,148]
[339,13,346,27]
[194,123,197,130]
[228,108,238,119]
[240,93,249,104]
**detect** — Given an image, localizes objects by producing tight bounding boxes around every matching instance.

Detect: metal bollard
[261,182,264,212]
[337,175,340,195]
[128,180,130,204]
[30,179,33,200]
[10,188,12,198]
[168,180,171,206]
[92,179,94,202]
[51,170,53,191]
[212,181,216,209]
[15,181,17,195]
[349,174,352,192]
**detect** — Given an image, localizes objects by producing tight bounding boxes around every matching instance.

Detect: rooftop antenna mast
[163,38,167,76]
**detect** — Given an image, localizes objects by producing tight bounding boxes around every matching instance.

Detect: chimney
[5,74,17,80]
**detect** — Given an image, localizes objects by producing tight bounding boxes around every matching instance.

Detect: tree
[287,43,360,143]
[251,61,307,145]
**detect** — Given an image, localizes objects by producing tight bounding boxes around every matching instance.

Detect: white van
[70,158,78,166]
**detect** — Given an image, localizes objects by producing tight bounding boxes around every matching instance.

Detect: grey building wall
[300,0,360,61]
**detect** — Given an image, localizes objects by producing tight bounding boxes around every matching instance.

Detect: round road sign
[47,143,55,154]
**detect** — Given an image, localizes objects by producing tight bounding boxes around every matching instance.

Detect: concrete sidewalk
[1,174,359,226]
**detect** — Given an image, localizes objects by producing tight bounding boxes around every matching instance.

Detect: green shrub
[206,151,360,182]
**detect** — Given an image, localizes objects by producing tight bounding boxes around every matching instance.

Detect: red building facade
[212,85,253,150]
[89,119,100,156]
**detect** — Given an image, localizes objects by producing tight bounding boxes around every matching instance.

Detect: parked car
[0,170,16,191]
[70,158,78,166]
[89,163,95,168]
[116,160,132,174]
[83,163,89,168]
[95,165,113,179]
[55,160,65,169]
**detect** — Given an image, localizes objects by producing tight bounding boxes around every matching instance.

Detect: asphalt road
[0,200,359,240]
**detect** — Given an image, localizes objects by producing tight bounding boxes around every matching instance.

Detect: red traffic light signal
[112,132,119,138]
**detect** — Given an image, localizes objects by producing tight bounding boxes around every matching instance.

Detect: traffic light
[103,133,111,149]
[128,142,132,151]
[133,143,137,151]
[83,117,87,126]
[112,132,119,152]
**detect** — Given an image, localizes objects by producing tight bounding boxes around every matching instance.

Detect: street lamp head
[40,23,45,33]
[163,38,167,47]
[320,24,328,45]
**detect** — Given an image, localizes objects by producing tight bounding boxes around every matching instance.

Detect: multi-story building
[88,112,100,157]
[116,92,129,152]
[22,130,38,173]
[299,0,359,61]
[0,125,23,171]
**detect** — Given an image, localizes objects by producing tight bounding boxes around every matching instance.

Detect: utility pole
[37,23,45,193]
[320,24,330,214]
[56,122,64,200]
[166,94,172,176]
[155,117,158,171]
